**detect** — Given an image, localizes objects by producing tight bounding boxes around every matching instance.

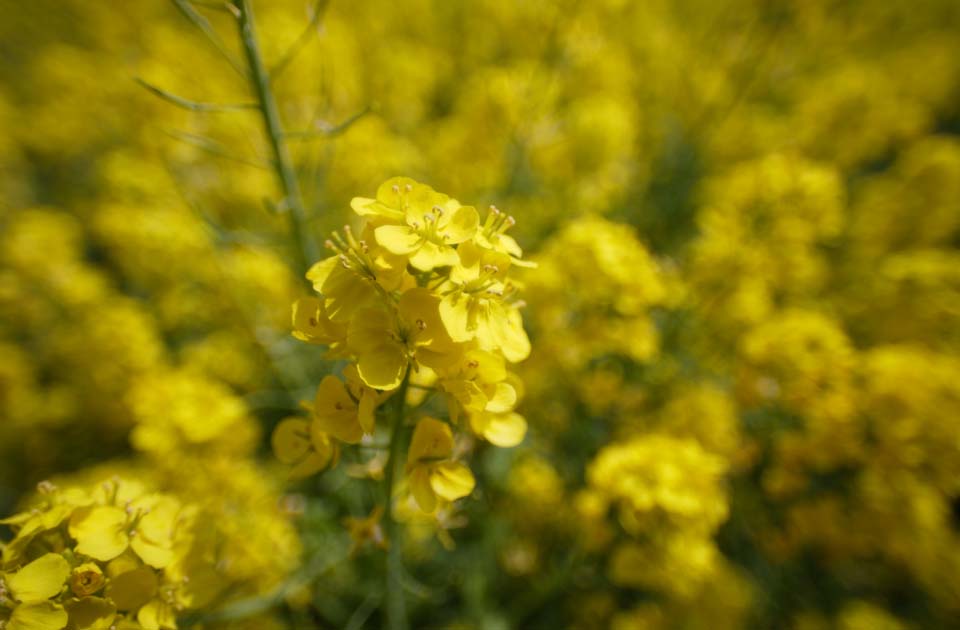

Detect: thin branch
[135,77,257,113]
[344,594,380,630]
[233,0,319,279]
[171,0,248,77]
[284,106,372,140]
[270,0,330,79]
[166,130,270,169]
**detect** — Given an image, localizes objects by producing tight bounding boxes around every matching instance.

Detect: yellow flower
[68,505,130,562]
[347,287,456,390]
[291,295,346,348]
[67,496,180,569]
[439,242,530,363]
[312,365,388,443]
[271,417,338,479]
[307,220,414,320]
[437,348,515,420]
[128,495,180,569]
[305,255,378,324]
[353,177,480,271]
[405,417,476,512]
[474,204,534,267]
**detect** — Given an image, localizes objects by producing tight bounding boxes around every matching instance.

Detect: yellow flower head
[353,177,480,272]
[312,365,391,443]
[271,417,339,479]
[405,418,476,513]
[347,288,456,390]
[439,244,530,363]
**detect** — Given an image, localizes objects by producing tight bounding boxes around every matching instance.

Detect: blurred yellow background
[1,0,959,628]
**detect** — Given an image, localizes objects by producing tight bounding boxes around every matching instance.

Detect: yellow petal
[7,553,70,602]
[500,307,531,363]
[485,382,517,413]
[271,418,313,464]
[398,288,453,349]
[407,417,454,466]
[305,256,339,292]
[313,376,363,443]
[480,302,530,363]
[64,597,116,630]
[481,412,527,447]
[440,205,479,244]
[374,176,420,208]
[137,598,177,630]
[292,296,344,345]
[288,449,333,480]
[409,467,437,513]
[439,293,474,343]
[374,224,421,255]
[355,342,407,391]
[320,263,378,322]
[462,349,506,383]
[175,558,224,609]
[409,240,458,271]
[450,240,483,283]
[104,552,141,579]
[430,462,476,502]
[106,566,158,611]
[415,346,463,372]
[351,196,404,221]
[133,497,178,544]
[310,427,338,465]
[69,506,129,562]
[444,379,486,415]
[7,601,68,630]
[130,537,173,571]
[347,307,393,352]
[403,185,449,225]
[497,233,523,258]
[358,392,377,435]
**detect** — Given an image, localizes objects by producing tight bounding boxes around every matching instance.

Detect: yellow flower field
[1,1,959,628]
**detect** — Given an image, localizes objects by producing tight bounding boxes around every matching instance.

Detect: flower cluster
[1,478,215,630]
[2,0,960,627]
[581,434,729,598]
[277,177,531,514]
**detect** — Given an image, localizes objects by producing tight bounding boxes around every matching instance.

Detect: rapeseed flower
[405,418,476,513]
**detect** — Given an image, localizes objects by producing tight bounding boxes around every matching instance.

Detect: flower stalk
[382,372,411,630]
[232,0,318,278]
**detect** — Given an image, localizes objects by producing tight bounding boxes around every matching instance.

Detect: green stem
[233,0,318,278]
[382,373,410,630]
